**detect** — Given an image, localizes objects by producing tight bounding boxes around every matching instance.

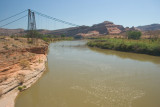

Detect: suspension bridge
[0,9,80,36]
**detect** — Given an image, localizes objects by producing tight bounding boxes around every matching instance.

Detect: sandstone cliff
[0,37,48,107]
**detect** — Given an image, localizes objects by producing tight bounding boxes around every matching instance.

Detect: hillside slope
[137,24,160,31]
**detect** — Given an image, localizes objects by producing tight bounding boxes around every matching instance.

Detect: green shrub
[18,87,23,91]
[127,31,142,40]
[61,34,66,37]
[42,37,49,42]
[23,85,26,88]
[18,85,26,91]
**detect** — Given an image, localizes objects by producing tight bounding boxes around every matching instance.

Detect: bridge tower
[27,9,37,44]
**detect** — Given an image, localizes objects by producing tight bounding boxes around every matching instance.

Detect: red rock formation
[78,31,100,37]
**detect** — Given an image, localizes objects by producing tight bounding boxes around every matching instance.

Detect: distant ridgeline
[1,21,160,37]
[137,24,160,31]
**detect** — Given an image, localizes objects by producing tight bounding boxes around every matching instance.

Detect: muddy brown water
[15,40,160,107]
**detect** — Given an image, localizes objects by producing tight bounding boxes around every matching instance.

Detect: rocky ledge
[0,37,48,107]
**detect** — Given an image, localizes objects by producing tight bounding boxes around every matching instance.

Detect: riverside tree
[127,31,142,39]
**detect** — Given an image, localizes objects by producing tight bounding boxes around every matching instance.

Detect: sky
[0,0,160,30]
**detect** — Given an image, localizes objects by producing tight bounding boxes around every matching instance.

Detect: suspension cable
[0,10,27,23]
[31,9,79,27]
[0,15,27,28]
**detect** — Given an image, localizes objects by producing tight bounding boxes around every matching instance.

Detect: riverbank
[87,38,160,56]
[0,37,48,107]
[41,36,74,42]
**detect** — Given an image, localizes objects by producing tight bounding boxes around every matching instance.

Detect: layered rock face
[0,38,48,74]
[78,31,100,37]
[89,21,125,34]
[48,21,127,36]
[88,21,111,34]
[0,37,49,107]
[0,38,48,99]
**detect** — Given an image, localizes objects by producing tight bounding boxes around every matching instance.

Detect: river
[15,40,160,107]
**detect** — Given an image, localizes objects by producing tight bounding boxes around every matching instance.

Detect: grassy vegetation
[10,30,74,43]
[28,30,74,42]
[42,36,74,42]
[87,38,160,56]
[21,32,74,42]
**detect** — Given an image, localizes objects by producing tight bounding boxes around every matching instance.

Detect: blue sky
[0,0,160,30]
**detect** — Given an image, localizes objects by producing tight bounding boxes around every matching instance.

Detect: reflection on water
[16,40,160,107]
[90,47,160,64]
